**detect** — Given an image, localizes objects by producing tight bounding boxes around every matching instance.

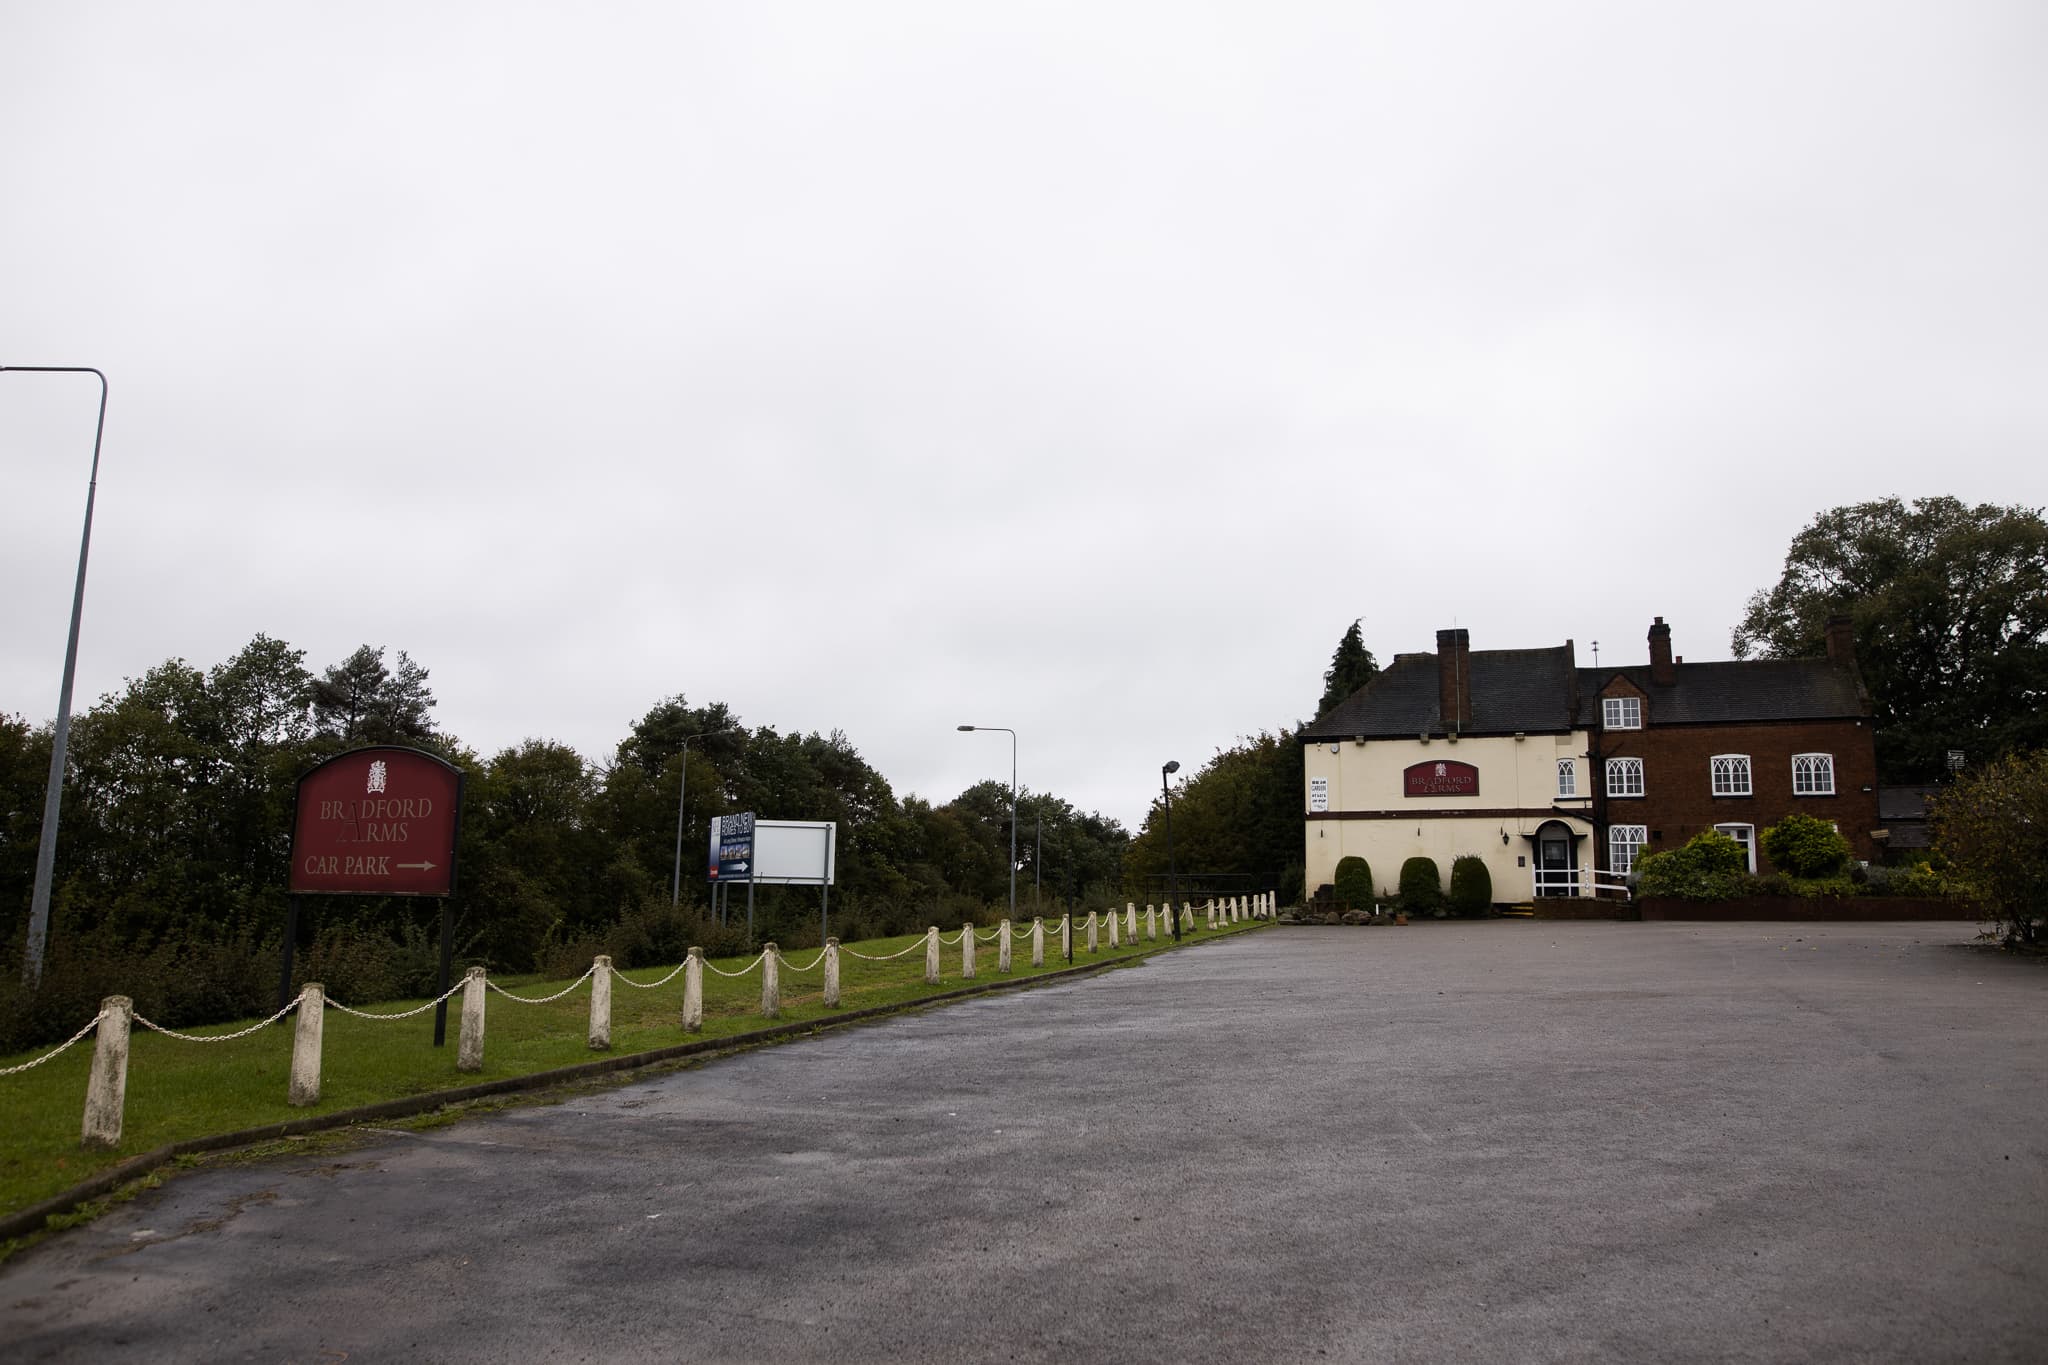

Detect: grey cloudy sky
[4,2,2045,831]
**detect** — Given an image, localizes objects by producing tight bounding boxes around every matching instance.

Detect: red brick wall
[1599,717,1882,867]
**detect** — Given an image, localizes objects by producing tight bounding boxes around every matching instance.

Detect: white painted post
[824,938,841,1006]
[1125,904,1137,940]
[1181,902,1193,931]
[1032,917,1045,966]
[1207,900,1218,929]
[683,946,705,1032]
[963,923,977,979]
[80,995,132,1150]
[288,983,325,1107]
[1108,907,1120,948]
[925,927,940,984]
[761,944,781,1019]
[999,920,1013,973]
[456,966,487,1073]
[1059,915,1070,959]
[1146,905,1156,939]
[1086,912,1099,953]
[589,956,613,1050]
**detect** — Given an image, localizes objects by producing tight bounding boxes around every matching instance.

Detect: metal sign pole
[277,895,301,1014]
[434,896,452,1046]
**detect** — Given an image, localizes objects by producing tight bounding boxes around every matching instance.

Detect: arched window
[1792,753,1835,795]
[1711,754,1752,796]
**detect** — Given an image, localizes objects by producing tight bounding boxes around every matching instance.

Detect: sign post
[288,746,465,1043]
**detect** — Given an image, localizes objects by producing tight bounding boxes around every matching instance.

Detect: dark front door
[1535,823,1576,897]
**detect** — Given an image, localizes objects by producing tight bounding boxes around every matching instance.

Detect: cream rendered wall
[1304,731,1595,900]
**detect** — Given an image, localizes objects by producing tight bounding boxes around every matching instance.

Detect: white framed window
[1711,754,1752,796]
[1606,756,1645,798]
[1557,759,1577,798]
[1714,822,1757,872]
[1792,753,1835,795]
[1609,824,1648,875]
[1602,696,1642,730]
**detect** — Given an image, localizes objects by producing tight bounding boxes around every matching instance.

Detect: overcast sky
[4,2,2044,831]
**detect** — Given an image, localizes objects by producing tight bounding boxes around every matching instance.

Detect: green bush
[1635,829,1750,901]
[1333,856,1375,910]
[1448,855,1491,915]
[1759,813,1853,878]
[1397,857,1443,914]
[1934,749,2048,946]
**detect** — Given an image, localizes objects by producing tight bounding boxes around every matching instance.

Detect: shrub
[1448,855,1491,915]
[1635,829,1750,901]
[1397,857,1443,914]
[1332,856,1374,910]
[1759,813,1853,878]
[1933,749,2048,947]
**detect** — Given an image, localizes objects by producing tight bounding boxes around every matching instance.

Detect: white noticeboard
[1309,777,1329,813]
[708,817,837,885]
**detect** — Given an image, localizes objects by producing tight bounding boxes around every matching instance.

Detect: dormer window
[1602,696,1642,730]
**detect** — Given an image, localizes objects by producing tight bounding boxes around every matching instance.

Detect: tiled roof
[1303,646,1579,739]
[1575,660,1867,725]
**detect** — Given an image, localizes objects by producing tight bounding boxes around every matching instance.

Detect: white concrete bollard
[925,927,940,984]
[1182,902,1193,931]
[1146,905,1156,939]
[824,938,841,1007]
[1031,917,1045,967]
[1108,907,1120,948]
[999,920,1013,973]
[963,922,977,979]
[589,956,613,1050]
[683,946,705,1032]
[761,944,781,1019]
[1207,901,1218,930]
[288,983,325,1107]
[1059,915,1070,960]
[1126,904,1137,940]
[81,994,132,1150]
[456,966,487,1072]
[1087,912,1099,953]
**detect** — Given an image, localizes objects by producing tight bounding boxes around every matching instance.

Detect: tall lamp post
[3,366,109,989]
[672,722,738,908]
[957,724,1017,923]
[1162,760,1181,941]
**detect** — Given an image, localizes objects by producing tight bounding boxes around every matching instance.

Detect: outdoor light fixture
[1162,760,1181,941]
[957,724,1018,922]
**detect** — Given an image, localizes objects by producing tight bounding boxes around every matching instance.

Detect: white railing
[1532,867,1633,899]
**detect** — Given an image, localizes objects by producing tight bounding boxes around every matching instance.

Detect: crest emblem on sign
[367,760,388,794]
[1435,762,1447,777]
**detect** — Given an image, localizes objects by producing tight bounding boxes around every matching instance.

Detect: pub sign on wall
[1403,759,1479,798]
[290,746,464,896]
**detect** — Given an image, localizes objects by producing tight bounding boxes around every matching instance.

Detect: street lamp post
[3,366,109,989]
[1162,760,1181,941]
[957,725,1017,923]
[672,722,737,908]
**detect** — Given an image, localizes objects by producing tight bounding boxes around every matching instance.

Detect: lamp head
[956,725,975,732]
[1163,760,1180,775]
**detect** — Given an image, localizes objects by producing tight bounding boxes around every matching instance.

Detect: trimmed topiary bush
[1759,812,1853,879]
[1397,857,1444,914]
[1333,856,1374,910]
[1448,855,1492,915]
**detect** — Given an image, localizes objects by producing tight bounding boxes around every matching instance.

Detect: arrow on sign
[396,861,438,872]
[730,861,749,873]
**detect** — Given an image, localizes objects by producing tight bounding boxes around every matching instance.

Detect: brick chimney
[1824,614,1857,669]
[1647,616,1676,686]
[1436,628,1472,732]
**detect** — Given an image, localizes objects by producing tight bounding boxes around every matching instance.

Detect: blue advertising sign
[716,811,755,882]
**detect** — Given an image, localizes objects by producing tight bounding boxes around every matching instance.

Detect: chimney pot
[1435,628,1473,731]
[1648,617,1676,686]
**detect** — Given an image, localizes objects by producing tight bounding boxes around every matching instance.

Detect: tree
[312,646,438,745]
[1759,813,1853,879]
[1932,748,2048,947]
[1315,619,1380,720]
[1732,498,2048,780]
[1123,731,1302,903]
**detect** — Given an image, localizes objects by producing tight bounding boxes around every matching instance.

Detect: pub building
[1301,619,1880,906]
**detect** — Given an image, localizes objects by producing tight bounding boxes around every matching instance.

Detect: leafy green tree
[1732,497,2048,780]
[1124,731,1302,902]
[1315,619,1380,720]
[1635,829,1749,900]
[312,645,437,744]
[1932,748,2048,946]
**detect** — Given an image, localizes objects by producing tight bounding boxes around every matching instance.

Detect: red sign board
[1404,759,1479,798]
[290,747,463,896]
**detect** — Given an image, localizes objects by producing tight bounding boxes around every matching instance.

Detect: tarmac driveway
[3,920,2043,1363]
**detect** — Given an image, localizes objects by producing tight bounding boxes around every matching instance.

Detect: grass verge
[0,916,1264,1241]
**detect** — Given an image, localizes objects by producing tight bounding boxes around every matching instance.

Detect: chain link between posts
[840,939,925,962]
[327,978,470,1020]
[136,996,301,1042]
[778,949,830,973]
[608,959,689,990]
[704,953,766,978]
[0,1011,107,1076]
[487,964,597,1004]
